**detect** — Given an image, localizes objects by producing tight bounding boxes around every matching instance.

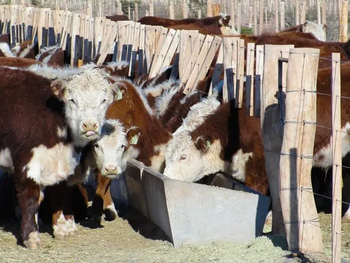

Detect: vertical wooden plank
[331,52,342,263]
[317,0,321,24]
[339,0,348,42]
[179,30,199,80]
[222,37,239,102]
[94,17,105,56]
[237,3,241,34]
[236,39,245,108]
[70,13,81,67]
[160,29,181,72]
[138,24,146,74]
[209,42,223,96]
[261,44,294,237]
[322,0,327,26]
[182,0,188,18]
[183,35,221,94]
[279,47,323,253]
[178,34,207,92]
[280,1,285,31]
[246,42,255,116]
[149,0,154,16]
[296,0,300,25]
[207,0,213,17]
[135,3,139,21]
[129,22,141,77]
[254,45,264,117]
[149,28,176,78]
[274,0,278,32]
[169,1,175,19]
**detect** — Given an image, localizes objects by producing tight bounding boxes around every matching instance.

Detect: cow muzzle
[81,120,99,139]
[102,165,121,179]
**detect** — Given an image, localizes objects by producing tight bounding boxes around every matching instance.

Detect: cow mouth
[103,173,121,179]
[83,130,98,139]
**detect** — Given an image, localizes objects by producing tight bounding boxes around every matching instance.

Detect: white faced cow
[0,64,118,248]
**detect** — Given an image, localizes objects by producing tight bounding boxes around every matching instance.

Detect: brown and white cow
[163,100,269,195]
[0,64,118,248]
[90,79,173,221]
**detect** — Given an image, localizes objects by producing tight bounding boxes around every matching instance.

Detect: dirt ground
[0,207,349,263]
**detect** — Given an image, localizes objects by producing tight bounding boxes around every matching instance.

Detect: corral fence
[1,3,349,262]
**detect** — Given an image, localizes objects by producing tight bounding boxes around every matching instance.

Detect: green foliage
[240,26,254,35]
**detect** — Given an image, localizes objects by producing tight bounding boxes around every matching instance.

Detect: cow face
[51,66,117,147]
[93,120,140,179]
[164,131,220,182]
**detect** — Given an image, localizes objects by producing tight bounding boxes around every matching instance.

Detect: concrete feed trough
[125,159,271,248]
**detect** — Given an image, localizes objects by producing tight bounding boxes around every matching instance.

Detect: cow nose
[81,121,99,132]
[104,165,118,175]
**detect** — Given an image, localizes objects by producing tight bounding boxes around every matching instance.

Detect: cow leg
[46,181,77,239]
[15,176,42,249]
[103,183,118,221]
[91,173,114,222]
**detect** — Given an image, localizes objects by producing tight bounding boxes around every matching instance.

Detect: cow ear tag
[130,134,139,145]
[206,140,211,148]
[115,89,123,100]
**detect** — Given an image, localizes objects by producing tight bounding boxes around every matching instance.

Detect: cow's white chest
[24,143,81,186]
[313,122,350,169]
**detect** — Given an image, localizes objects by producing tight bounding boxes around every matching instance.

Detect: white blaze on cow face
[93,120,136,179]
[164,131,224,182]
[52,66,116,147]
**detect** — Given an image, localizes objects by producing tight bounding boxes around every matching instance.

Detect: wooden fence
[0,3,347,262]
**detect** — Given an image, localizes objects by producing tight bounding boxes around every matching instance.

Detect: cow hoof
[53,218,77,239]
[104,204,118,221]
[23,232,41,249]
[92,214,102,223]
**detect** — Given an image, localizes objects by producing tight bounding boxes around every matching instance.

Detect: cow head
[93,120,140,179]
[164,131,221,182]
[51,65,118,147]
[218,14,231,28]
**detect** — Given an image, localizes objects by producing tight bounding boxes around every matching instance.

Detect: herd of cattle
[0,13,349,249]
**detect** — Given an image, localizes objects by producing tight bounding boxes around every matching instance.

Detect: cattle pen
[0,1,350,263]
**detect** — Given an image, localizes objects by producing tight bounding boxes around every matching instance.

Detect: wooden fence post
[246,42,255,116]
[339,0,348,42]
[135,3,139,21]
[274,0,278,32]
[237,3,241,34]
[207,0,213,17]
[182,0,188,18]
[279,48,323,253]
[259,0,264,34]
[322,0,327,26]
[331,52,342,263]
[150,0,154,16]
[169,1,175,19]
[280,1,285,31]
[317,0,321,24]
[295,0,299,25]
[261,44,294,236]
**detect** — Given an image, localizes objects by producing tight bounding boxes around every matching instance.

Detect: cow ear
[194,136,212,154]
[112,81,127,101]
[126,127,141,145]
[51,79,66,101]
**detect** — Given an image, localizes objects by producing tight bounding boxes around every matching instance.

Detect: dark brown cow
[138,15,232,35]
[106,14,129,22]
[237,31,348,68]
[0,65,118,248]
[0,57,41,67]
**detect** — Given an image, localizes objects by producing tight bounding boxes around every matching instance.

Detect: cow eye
[180,154,187,161]
[94,144,100,150]
[121,144,126,150]
[101,99,107,104]
[69,99,76,106]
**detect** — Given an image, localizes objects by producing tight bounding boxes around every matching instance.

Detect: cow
[0,57,41,67]
[35,45,66,67]
[163,100,269,195]
[0,64,119,248]
[106,14,129,22]
[90,79,173,221]
[66,119,140,222]
[284,20,327,41]
[238,31,349,68]
[138,14,234,35]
